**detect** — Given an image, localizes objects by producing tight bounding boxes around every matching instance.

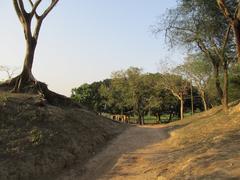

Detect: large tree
[159,73,189,120]
[10,0,59,92]
[217,0,240,62]
[174,54,212,111]
[0,1,71,106]
[155,0,235,111]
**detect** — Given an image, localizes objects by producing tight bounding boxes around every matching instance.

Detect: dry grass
[0,92,126,180]
[154,102,240,179]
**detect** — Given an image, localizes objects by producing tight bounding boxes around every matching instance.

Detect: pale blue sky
[0,1,183,96]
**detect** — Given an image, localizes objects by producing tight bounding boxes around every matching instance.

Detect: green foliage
[71,81,107,112]
[229,65,240,102]
[156,0,228,50]
[175,54,212,84]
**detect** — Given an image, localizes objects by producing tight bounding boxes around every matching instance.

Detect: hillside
[155,102,240,179]
[0,92,126,180]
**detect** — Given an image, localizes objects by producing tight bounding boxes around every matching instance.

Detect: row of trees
[72,58,240,124]
[72,67,180,124]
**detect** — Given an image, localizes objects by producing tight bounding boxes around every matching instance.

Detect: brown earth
[57,103,240,180]
[0,92,126,180]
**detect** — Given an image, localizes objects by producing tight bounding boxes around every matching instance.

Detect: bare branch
[12,0,24,23]
[222,25,231,54]
[40,0,59,20]
[17,0,28,18]
[216,0,233,21]
[28,0,41,19]
[33,0,59,40]
[33,19,43,40]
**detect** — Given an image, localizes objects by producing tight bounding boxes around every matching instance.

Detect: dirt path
[57,125,169,180]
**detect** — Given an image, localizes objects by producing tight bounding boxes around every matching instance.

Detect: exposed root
[0,75,81,108]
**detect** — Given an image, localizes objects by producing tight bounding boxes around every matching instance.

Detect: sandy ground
[57,125,169,180]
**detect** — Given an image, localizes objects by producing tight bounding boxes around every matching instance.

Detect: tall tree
[174,54,212,111]
[154,0,234,111]
[11,0,59,91]
[217,0,240,62]
[147,74,177,122]
[159,74,189,120]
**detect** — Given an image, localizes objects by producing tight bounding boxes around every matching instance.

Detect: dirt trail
[57,125,169,180]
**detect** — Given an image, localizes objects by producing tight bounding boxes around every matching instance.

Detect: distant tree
[100,71,130,115]
[125,67,152,125]
[6,0,59,92]
[174,54,212,111]
[71,81,107,113]
[0,65,19,80]
[147,85,176,122]
[100,67,151,125]
[71,84,92,107]
[159,74,189,120]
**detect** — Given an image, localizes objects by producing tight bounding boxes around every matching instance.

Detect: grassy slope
[155,102,240,179]
[0,92,126,180]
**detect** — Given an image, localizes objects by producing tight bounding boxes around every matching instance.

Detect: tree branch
[40,0,59,20]
[222,25,231,55]
[216,0,233,21]
[28,0,41,19]
[33,0,59,40]
[17,0,28,18]
[13,0,23,23]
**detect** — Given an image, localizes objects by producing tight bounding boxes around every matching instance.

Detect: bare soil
[56,125,170,180]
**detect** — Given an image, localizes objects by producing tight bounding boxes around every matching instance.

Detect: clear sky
[0,1,183,96]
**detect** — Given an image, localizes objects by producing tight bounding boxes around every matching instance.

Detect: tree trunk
[142,114,145,125]
[233,19,240,63]
[158,112,161,122]
[169,112,172,121]
[138,114,143,125]
[180,99,184,120]
[213,64,223,102]
[223,62,229,111]
[180,93,184,120]
[190,83,194,115]
[22,38,36,78]
[14,38,37,91]
[200,90,208,111]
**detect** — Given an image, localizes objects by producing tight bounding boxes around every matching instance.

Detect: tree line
[71,63,240,124]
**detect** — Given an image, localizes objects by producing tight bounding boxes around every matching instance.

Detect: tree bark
[23,38,36,78]
[233,19,240,63]
[200,90,208,111]
[13,36,37,91]
[213,63,223,103]
[190,83,194,115]
[223,61,229,111]
[157,112,161,122]
[138,114,144,125]
[178,92,184,120]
